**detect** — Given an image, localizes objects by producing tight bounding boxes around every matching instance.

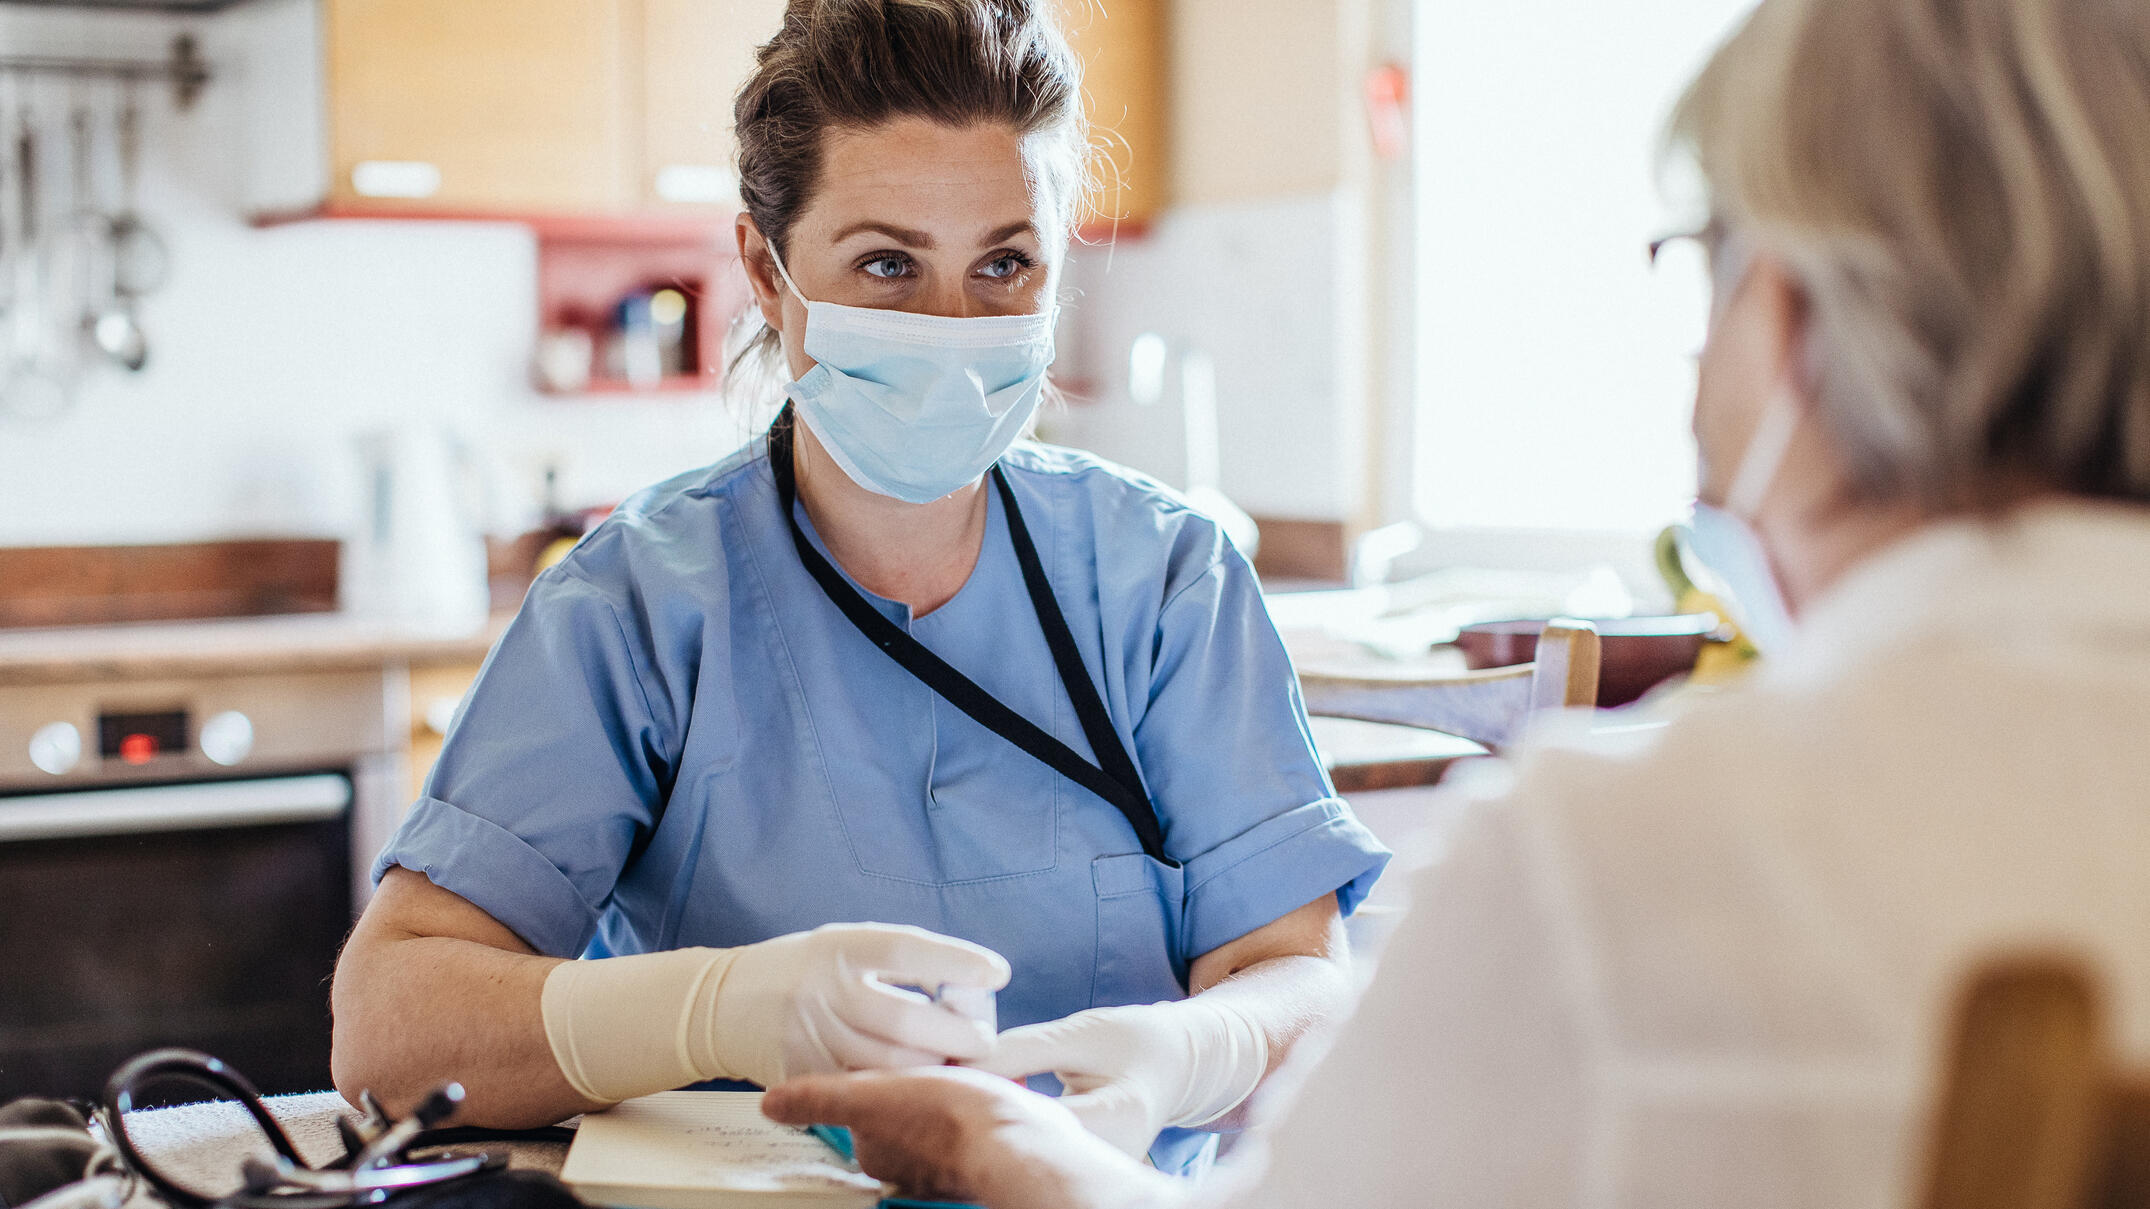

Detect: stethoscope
[71,1049,502,1209]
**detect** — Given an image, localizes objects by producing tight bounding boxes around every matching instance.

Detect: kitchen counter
[0,614,509,687]
[0,610,1475,789]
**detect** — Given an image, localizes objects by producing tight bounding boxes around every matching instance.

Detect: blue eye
[861,253,912,279]
[979,252,1037,280]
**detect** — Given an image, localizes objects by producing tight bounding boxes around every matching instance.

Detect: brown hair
[728,0,1088,391]
[1669,0,2150,510]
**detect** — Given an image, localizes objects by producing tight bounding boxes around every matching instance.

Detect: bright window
[1411,0,1757,534]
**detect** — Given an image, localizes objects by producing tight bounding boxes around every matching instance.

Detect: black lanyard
[768,410,1175,866]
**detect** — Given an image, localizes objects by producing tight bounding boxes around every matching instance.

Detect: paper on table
[560,1091,885,1209]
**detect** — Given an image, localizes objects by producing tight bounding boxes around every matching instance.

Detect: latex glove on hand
[972,999,1269,1158]
[714,924,1008,1087]
[544,922,1010,1103]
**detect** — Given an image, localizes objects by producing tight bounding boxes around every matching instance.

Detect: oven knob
[200,710,255,767]
[28,722,81,776]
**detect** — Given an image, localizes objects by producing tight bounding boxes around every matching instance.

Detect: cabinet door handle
[351,160,443,198]
[653,163,733,204]
[0,774,351,843]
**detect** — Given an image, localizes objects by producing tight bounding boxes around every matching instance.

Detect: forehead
[799,116,1061,239]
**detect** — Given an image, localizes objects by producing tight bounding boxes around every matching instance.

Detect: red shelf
[251,200,735,244]
[250,200,751,399]
[259,200,1149,248]
[544,374,719,397]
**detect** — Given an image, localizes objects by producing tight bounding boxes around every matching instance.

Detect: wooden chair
[1921,956,2150,1209]
[1297,619,1602,753]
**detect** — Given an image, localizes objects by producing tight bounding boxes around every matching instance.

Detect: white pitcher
[339,425,490,635]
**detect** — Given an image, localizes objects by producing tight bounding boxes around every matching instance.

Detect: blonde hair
[1670,0,2150,508]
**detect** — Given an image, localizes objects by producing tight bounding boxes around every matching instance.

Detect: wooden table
[1311,715,1486,793]
[1286,626,1488,792]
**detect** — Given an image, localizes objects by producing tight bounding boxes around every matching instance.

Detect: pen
[806,1125,982,1208]
[806,1122,855,1162]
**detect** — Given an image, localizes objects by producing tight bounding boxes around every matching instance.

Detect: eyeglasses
[1646,217,1734,356]
[1647,216,1728,270]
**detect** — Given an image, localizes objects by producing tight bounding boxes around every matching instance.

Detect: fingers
[761,1071,901,1127]
[1056,1083,1163,1159]
[969,1016,1112,1080]
[825,922,1012,992]
[835,973,997,1062]
[762,1065,1016,1125]
[807,924,1007,1067]
[795,1002,947,1074]
[764,1068,1055,1203]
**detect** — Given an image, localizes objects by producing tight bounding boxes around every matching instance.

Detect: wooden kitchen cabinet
[253,0,1167,224]
[325,0,633,212]
[631,0,1167,220]
[1060,0,1169,228]
[266,0,777,217]
[403,659,484,806]
[635,0,785,209]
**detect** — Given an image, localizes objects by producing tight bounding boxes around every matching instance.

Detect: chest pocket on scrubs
[1091,852,1189,1004]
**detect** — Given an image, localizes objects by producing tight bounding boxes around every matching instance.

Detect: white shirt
[1222,502,2150,1209]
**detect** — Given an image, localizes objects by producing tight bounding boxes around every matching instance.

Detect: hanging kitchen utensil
[0,100,12,325]
[81,98,148,372]
[59,103,128,371]
[108,88,167,300]
[26,100,95,390]
[3,108,72,421]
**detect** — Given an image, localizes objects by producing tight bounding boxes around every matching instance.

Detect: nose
[909,277,976,320]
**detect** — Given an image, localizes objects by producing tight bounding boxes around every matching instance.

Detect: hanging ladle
[88,90,163,373]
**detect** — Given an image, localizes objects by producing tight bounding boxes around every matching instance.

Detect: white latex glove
[712,923,1009,1088]
[543,922,1009,1103]
[970,999,1269,1158]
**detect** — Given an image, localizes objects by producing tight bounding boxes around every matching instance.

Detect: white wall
[1037,0,1377,525]
[1040,192,1365,521]
[0,2,754,548]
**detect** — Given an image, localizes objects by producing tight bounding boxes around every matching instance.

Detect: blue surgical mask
[1688,391,1801,655]
[768,244,1058,504]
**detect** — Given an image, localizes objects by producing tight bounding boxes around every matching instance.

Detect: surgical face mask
[1689,391,1801,654]
[767,243,1058,504]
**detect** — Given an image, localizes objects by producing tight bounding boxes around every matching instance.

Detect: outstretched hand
[972,1001,1268,1158]
[761,1066,1181,1209]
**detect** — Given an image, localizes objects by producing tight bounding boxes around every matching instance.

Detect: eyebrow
[826,219,1039,249]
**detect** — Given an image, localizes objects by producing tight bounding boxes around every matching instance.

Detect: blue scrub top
[374,435,1390,1173]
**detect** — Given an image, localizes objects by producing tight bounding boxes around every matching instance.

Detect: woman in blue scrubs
[329,0,1388,1175]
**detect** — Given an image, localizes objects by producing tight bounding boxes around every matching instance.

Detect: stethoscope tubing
[95,1049,494,1209]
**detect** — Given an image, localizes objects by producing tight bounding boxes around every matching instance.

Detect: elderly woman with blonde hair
[751,0,2150,1203]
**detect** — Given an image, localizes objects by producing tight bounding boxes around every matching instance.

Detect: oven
[0,670,403,1103]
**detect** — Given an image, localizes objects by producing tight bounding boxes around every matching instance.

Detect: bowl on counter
[1455,613,1722,707]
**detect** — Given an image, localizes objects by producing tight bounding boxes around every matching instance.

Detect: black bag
[0,1099,99,1209]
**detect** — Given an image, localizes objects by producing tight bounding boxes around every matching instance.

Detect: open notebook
[560,1091,886,1209]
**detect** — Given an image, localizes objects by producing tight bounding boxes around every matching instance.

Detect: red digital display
[99,710,187,764]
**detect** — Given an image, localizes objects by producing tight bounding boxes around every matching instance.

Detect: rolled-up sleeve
[1136,545,1391,959]
[372,564,678,957]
